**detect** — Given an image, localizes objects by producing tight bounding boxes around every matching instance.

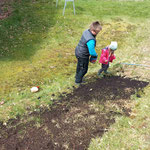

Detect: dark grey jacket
[75,29,96,58]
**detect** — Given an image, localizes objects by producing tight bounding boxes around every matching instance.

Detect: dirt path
[0,76,148,150]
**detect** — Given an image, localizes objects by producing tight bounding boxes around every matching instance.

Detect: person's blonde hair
[90,21,102,33]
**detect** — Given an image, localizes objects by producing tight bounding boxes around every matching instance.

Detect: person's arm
[87,40,97,57]
[109,54,116,62]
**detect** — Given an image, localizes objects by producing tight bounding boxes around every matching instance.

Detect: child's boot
[97,69,102,75]
[97,72,103,78]
[104,71,112,76]
[98,74,103,78]
[104,71,109,74]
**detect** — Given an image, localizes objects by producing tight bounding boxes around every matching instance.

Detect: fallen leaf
[0,101,4,105]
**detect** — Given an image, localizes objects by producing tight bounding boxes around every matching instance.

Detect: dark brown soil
[0,76,149,150]
[0,0,13,20]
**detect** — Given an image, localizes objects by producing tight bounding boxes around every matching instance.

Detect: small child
[98,41,117,76]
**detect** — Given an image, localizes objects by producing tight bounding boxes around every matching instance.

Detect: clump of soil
[0,76,149,150]
[0,0,13,20]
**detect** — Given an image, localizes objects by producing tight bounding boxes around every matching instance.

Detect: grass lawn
[0,0,150,149]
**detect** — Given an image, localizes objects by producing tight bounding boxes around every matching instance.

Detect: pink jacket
[99,47,116,64]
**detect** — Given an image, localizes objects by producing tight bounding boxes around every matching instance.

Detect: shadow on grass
[0,76,149,150]
[0,0,58,61]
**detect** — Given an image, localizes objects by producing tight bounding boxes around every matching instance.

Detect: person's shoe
[104,71,112,76]
[104,71,110,74]
[97,70,101,76]
[81,80,86,84]
[75,82,81,87]
[97,74,103,78]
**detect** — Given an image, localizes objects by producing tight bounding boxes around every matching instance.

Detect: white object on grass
[31,87,39,93]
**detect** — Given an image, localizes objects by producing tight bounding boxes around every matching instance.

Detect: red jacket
[99,47,116,64]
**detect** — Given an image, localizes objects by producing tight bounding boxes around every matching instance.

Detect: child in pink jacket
[98,41,117,76]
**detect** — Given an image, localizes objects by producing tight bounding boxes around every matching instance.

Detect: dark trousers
[98,63,109,75]
[75,57,89,83]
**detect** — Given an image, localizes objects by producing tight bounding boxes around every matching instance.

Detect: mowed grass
[0,0,150,149]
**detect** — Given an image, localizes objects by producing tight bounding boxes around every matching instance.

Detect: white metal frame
[63,0,75,15]
[56,0,58,7]
[56,0,75,15]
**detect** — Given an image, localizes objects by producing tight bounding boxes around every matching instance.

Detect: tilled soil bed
[0,76,149,150]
